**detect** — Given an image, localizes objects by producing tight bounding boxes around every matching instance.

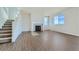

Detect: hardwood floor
[0,30,79,51]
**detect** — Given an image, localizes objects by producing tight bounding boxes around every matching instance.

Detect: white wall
[12,7,68,42]
[12,10,31,42]
[8,7,20,19]
[20,10,31,31]
[12,13,23,42]
[49,8,79,36]
[0,8,8,28]
[21,7,66,31]
[31,13,43,31]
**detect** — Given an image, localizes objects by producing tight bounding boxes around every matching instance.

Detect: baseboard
[49,29,79,37]
[12,32,22,43]
[22,31,31,33]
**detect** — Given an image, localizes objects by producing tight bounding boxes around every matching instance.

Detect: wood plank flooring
[0,30,79,51]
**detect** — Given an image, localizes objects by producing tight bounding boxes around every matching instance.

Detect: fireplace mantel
[33,23,43,32]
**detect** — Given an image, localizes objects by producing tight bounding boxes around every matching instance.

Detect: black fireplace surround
[35,25,41,32]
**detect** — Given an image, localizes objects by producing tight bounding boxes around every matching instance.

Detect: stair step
[0,28,12,30]
[5,21,13,23]
[0,33,12,38]
[0,37,11,40]
[5,21,12,22]
[4,23,12,25]
[0,37,11,43]
[0,30,12,32]
[0,20,13,43]
[7,20,14,22]
[4,24,12,26]
[0,31,12,34]
[3,27,12,28]
[2,27,12,29]
[6,20,12,21]
[0,32,11,34]
[4,24,12,25]
[4,22,12,24]
[0,33,11,35]
[2,26,12,27]
[5,22,12,23]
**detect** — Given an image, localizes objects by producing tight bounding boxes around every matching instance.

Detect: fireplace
[35,25,41,32]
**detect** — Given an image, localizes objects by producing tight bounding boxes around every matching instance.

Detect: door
[43,16,49,30]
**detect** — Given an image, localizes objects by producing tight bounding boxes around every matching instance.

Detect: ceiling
[21,7,68,16]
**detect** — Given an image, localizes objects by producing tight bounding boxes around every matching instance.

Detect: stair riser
[6,21,13,23]
[5,21,12,23]
[0,30,12,32]
[0,32,12,34]
[2,26,12,28]
[4,22,12,24]
[3,25,12,27]
[4,24,12,26]
[0,29,12,30]
[3,27,12,29]
[0,39,11,43]
[0,35,12,38]
[3,26,12,27]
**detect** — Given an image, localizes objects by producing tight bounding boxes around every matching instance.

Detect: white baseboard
[49,29,79,37]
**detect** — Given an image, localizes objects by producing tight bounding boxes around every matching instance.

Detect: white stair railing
[0,7,20,29]
[6,7,20,20]
[0,7,21,42]
[0,7,8,29]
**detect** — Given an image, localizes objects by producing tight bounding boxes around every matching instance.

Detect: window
[54,15,64,25]
[54,16,59,24]
[43,16,49,26]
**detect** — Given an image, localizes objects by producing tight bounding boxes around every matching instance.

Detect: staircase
[0,20,13,43]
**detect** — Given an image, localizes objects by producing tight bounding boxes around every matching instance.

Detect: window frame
[53,15,64,25]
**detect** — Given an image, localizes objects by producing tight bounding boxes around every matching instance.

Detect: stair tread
[0,34,12,38]
[3,27,12,29]
[0,37,11,40]
[0,33,11,35]
[0,30,12,32]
